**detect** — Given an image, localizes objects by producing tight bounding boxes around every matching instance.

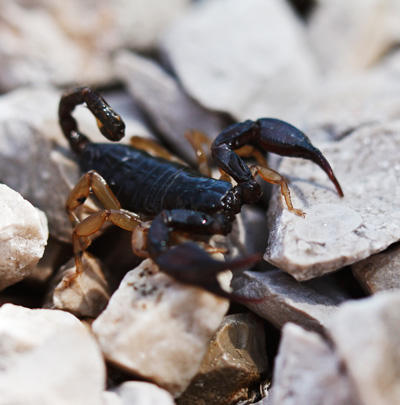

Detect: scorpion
[59,87,343,299]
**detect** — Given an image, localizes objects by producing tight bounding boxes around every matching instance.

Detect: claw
[154,242,262,302]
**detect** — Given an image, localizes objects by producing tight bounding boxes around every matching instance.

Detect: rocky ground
[0,0,400,404]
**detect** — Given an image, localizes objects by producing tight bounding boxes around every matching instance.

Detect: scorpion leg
[147,209,260,299]
[130,135,187,165]
[65,170,142,285]
[211,118,344,211]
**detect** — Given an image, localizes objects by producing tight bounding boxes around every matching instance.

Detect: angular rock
[160,0,318,121]
[268,323,361,405]
[288,73,400,142]
[44,254,110,318]
[92,259,229,397]
[0,304,106,405]
[0,184,48,290]
[115,51,228,163]
[179,313,268,405]
[0,0,191,91]
[231,269,348,333]
[309,0,400,76]
[0,86,79,241]
[111,381,175,405]
[265,121,400,280]
[327,291,400,405]
[352,243,400,293]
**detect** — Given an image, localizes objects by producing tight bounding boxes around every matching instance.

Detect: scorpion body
[79,143,240,219]
[59,87,343,299]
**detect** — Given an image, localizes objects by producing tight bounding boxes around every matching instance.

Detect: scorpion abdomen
[80,143,233,216]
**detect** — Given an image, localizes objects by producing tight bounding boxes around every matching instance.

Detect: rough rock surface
[268,323,361,405]
[111,381,175,405]
[0,0,190,91]
[44,254,110,318]
[160,0,318,121]
[115,50,228,163]
[0,184,48,290]
[92,259,229,397]
[179,313,268,405]
[265,121,400,280]
[309,0,400,76]
[327,292,400,405]
[231,270,349,332]
[0,304,106,405]
[352,243,400,293]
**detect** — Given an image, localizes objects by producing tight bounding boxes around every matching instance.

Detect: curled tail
[59,86,126,154]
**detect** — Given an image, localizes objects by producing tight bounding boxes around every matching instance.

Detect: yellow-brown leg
[130,135,186,165]
[65,170,142,285]
[235,145,304,216]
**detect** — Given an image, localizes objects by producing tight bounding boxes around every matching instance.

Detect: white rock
[232,270,348,332]
[265,121,400,280]
[309,0,400,76]
[111,381,175,405]
[0,184,48,290]
[160,0,318,121]
[92,259,229,397]
[0,86,79,241]
[0,0,191,91]
[0,304,106,405]
[44,254,110,318]
[327,292,400,405]
[114,50,228,163]
[269,323,361,405]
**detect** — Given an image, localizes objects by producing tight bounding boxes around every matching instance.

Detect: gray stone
[44,254,110,318]
[114,50,228,164]
[0,184,48,290]
[0,304,106,405]
[265,121,400,280]
[309,0,400,76]
[352,243,400,293]
[111,381,175,405]
[327,292,400,405]
[92,259,229,397]
[269,323,361,405]
[179,313,268,405]
[231,269,348,333]
[160,0,318,121]
[0,0,191,91]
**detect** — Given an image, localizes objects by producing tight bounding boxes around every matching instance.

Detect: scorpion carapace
[59,87,343,300]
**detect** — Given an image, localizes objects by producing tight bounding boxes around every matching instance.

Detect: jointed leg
[130,136,187,165]
[65,170,142,285]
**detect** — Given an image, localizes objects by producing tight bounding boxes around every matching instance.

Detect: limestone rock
[0,184,48,290]
[352,243,400,293]
[44,254,110,318]
[111,381,175,405]
[92,259,229,397]
[269,323,361,405]
[309,0,400,76]
[265,121,400,280]
[114,50,228,163]
[0,304,106,405]
[160,0,318,121]
[179,313,268,405]
[327,292,400,405]
[0,0,191,91]
[231,269,348,333]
